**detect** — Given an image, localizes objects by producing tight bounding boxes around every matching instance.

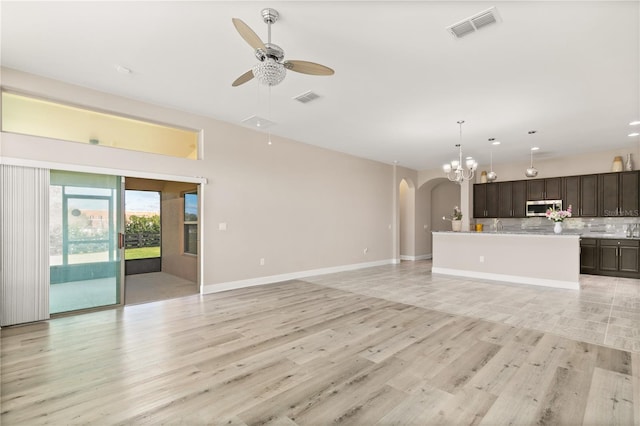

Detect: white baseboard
[431,267,579,290]
[400,254,432,261]
[203,259,395,294]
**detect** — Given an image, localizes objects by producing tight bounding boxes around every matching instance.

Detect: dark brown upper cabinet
[473,183,499,218]
[526,177,562,201]
[580,174,599,217]
[563,174,598,217]
[599,171,639,217]
[498,181,527,218]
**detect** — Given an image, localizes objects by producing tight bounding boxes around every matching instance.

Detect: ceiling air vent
[447,7,500,38]
[293,91,320,104]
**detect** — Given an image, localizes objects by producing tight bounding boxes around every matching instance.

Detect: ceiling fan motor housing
[261,8,279,24]
[255,43,285,62]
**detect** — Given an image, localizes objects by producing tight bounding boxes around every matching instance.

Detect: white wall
[399,179,415,257]
[0,68,395,291]
[431,181,460,233]
[414,182,431,258]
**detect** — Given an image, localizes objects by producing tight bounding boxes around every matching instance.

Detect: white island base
[432,231,580,290]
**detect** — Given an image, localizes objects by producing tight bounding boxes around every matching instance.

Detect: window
[2,91,199,159]
[184,192,198,255]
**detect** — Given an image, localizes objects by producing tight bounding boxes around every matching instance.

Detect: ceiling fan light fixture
[232,9,333,87]
[252,58,286,86]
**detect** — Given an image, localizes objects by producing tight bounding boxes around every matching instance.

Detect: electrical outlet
[260,258,265,266]
[363,248,368,254]
[479,255,485,263]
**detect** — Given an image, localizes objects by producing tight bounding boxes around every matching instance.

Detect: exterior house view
[1,1,639,424]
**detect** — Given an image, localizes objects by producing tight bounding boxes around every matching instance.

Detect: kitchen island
[432,231,580,290]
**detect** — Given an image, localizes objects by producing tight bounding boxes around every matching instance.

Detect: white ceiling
[1,1,639,171]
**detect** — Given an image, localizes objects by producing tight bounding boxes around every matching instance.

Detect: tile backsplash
[475,216,640,235]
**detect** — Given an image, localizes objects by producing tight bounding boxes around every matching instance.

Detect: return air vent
[293,91,320,104]
[447,7,500,38]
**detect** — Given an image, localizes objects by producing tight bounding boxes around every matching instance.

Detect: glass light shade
[451,160,460,169]
[443,164,452,173]
[465,158,475,169]
[252,58,286,86]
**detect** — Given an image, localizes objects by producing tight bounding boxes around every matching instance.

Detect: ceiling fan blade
[284,60,335,76]
[232,18,266,51]
[232,70,255,87]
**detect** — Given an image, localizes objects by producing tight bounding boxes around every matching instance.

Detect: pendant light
[487,138,498,182]
[525,130,539,178]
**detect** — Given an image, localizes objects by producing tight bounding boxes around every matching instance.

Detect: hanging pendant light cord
[530,149,534,168]
[267,85,272,145]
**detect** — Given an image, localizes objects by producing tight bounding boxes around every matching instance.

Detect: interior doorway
[124,177,199,305]
[399,178,415,260]
[124,190,162,275]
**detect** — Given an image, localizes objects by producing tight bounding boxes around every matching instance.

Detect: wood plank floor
[1,276,639,425]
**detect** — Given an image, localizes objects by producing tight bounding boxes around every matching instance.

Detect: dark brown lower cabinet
[579,238,598,274]
[581,238,640,278]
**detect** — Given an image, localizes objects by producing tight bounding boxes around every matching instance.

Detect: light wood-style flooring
[1,262,639,425]
[125,271,198,305]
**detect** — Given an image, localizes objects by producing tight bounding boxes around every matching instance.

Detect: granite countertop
[433,231,579,237]
[433,230,640,240]
[580,232,640,240]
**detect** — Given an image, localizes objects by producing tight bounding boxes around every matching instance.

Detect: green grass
[125,246,160,260]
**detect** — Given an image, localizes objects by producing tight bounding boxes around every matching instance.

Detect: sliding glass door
[50,171,123,314]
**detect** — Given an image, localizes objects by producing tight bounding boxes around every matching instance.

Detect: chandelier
[443,120,478,184]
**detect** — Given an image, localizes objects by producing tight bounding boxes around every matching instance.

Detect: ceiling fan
[231,8,335,87]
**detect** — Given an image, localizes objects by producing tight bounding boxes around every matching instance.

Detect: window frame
[183,191,198,256]
[1,90,201,160]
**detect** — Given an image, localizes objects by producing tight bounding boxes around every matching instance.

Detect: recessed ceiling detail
[293,91,320,104]
[447,7,500,38]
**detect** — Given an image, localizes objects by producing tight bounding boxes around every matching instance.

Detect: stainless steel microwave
[526,200,562,217]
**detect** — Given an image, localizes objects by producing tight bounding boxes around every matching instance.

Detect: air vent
[447,7,500,38]
[241,115,275,129]
[293,91,320,104]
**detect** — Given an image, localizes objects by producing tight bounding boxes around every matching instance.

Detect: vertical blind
[1,164,50,326]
